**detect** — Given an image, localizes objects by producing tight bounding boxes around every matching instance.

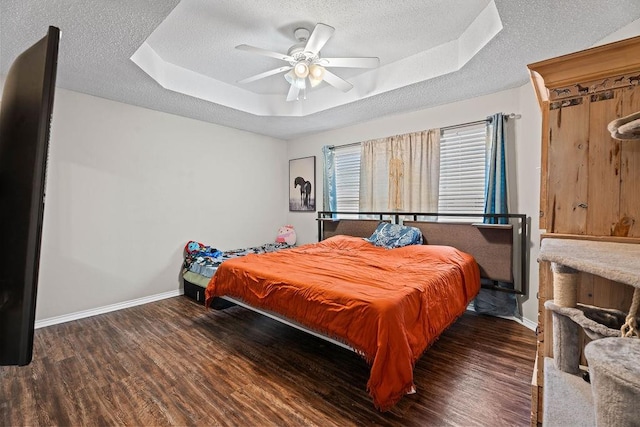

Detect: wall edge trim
[34,289,183,329]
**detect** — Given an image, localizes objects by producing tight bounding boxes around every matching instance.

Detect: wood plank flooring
[1,296,536,426]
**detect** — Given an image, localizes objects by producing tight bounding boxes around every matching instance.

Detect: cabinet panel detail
[547,102,589,234]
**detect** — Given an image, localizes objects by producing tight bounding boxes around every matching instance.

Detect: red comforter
[205,235,480,410]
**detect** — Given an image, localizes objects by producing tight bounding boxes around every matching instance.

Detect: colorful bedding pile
[183,240,294,280]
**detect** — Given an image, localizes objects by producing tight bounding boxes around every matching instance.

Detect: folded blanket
[608,111,640,140]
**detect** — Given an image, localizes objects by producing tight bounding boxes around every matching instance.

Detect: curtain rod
[328,113,520,150]
[444,113,520,131]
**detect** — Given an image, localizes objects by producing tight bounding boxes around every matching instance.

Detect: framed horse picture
[289,156,316,211]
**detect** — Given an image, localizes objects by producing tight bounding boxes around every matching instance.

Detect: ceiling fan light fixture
[284,70,295,84]
[309,64,325,80]
[294,77,306,90]
[285,70,306,89]
[294,62,309,78]
[238,23,378,101]
[308,77,322,88]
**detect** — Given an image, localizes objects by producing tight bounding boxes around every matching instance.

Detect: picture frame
[289,156,316,211]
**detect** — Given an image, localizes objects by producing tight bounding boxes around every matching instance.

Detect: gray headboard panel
[320,219,389,240]
[403,221,514,283]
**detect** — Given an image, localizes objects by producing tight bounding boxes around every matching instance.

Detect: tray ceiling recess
[130,0,503,117]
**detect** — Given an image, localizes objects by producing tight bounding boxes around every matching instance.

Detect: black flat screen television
[0,26,60,366]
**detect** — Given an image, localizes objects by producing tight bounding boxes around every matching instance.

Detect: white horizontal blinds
[438,123,487,214]
[334,144,361,215]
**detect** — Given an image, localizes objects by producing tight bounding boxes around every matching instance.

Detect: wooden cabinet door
[547,98,589,234]
[586,91,621,236]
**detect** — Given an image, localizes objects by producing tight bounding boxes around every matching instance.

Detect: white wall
[286,85,543,325]
[29,88,287,320]
[514,83,543,324]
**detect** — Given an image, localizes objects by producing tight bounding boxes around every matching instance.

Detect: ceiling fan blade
[322,69,353,92]
[286,84,300,102]
[322,57,380,69]
[236,44,294,62]
[304,23,335,55]
[237,66,293,84]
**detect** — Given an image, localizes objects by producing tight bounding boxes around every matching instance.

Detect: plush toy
[276,225,296,245]
[186,241,204,254]
[185,240,221,257]
[184,240,204,254]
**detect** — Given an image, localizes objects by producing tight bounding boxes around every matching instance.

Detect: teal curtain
[484,113,508,224]
[475,112,517,317]
[322,145,337,212]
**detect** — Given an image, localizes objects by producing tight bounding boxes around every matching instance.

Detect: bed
[203,212,526,411]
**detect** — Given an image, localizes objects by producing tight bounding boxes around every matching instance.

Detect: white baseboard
[35,289,183,329]
[492,314,536,331]
[519,316,537,331]
[466,305,537,332]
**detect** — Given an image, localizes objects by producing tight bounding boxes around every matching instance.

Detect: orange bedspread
[205,235,480,410]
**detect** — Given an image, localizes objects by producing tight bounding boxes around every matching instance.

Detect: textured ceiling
[2,0,640,140]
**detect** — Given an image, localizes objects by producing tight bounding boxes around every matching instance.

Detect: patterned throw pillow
[365,223,423,249]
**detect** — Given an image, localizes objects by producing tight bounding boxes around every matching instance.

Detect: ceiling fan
[236,23,380,101]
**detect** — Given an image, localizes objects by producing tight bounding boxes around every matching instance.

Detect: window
[437,123,487,214]
[332,122,487,215]
[334,144,361,213]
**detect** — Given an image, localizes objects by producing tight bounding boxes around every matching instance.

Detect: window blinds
[334,144,361,212]
[437,124,487,213]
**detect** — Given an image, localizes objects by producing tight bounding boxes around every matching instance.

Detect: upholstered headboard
[319,219,389,240]
[403,221,514,284]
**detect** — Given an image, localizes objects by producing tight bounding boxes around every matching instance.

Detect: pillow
[365,223,423,249]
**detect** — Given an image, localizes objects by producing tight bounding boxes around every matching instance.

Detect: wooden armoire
[527,36,640,425]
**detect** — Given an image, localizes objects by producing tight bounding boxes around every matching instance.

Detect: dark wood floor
[1,296,536,426]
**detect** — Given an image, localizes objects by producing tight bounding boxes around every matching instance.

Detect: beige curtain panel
[359,129,440,212]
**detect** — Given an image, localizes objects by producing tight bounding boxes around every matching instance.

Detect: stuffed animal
[276,225,296,245]
[185,240,221,257]
[186,241,204,254]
